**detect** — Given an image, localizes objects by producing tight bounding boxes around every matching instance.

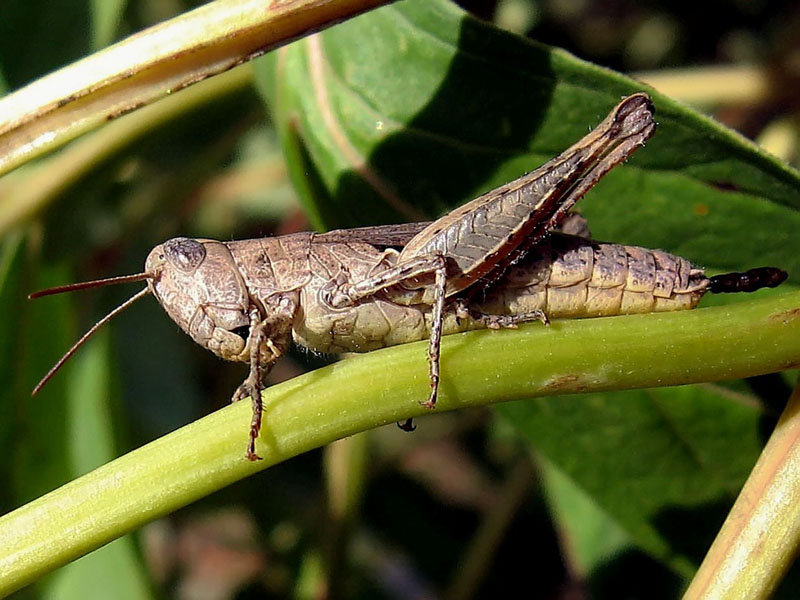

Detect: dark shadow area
[578,498,737,598]
[773,556,800,599]
[589,547,683,599]
[647,496,800,600]
[748,373,794,445]
[364,467,567,598]
[651,498,734,567]
[327,13,556,228]
[0,0,90,88]
[523,0,800,77]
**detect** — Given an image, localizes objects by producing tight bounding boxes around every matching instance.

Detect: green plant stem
[0,0,395,176]
[0,291,799,596]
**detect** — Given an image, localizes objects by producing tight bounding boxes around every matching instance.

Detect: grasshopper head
[145,237,254,363]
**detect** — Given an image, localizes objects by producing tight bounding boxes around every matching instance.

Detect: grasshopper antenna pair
[29,272,153,395]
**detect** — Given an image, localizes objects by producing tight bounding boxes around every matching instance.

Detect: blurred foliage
[1,0,799,599]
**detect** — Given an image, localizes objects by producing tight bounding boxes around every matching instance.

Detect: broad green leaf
[535,453,689,597]
[536,453,632,575]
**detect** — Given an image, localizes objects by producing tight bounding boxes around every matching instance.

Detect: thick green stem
[0,0,396,176]
[1,291,799,596]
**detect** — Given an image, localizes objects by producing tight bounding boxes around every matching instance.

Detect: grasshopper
[31,93,787,460]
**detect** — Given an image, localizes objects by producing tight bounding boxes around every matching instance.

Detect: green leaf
[499,384,766,577]
[536,453,633,576]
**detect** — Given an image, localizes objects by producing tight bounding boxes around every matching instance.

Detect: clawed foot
[246,394,263,462]
[421,386,437,410]
[232,379,264,462]
[246,439,262,462]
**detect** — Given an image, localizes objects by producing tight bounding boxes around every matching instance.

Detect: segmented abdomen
[477,233,707,317]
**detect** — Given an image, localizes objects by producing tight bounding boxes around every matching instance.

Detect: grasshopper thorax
[145,237,255,363]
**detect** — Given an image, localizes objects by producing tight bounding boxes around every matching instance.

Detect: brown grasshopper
[30,93,787,460]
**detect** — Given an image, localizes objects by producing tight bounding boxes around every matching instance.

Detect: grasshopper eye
[231,325,250,341]
[164,238,206,273]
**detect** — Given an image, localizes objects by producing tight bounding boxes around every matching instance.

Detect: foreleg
[232,302,294,461]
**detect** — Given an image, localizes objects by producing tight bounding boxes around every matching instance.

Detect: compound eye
[163,238,206,273]
[231,325,250,341]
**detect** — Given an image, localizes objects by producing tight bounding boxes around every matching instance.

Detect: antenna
[30,272,153,395]
[29,272,152,299]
